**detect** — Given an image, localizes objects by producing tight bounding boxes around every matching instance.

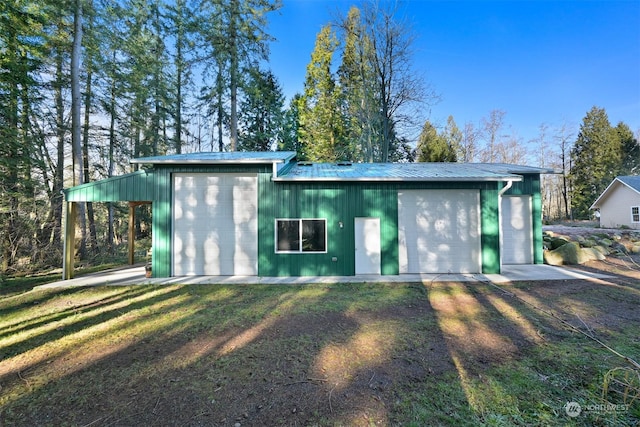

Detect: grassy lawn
[0,277,638,426]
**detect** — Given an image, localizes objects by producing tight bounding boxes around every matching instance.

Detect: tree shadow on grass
[1,278,638,426]
[0,286,152,341]
[0,286,187,365]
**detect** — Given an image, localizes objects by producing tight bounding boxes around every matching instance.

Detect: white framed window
[632,206,640,223]
[275,219,327,253]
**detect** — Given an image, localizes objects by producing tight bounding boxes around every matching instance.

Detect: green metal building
[62,151,552,279]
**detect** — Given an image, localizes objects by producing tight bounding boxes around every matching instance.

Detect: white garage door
[501,195,533,264]
[173,173,258,275]
[398,190,481,274]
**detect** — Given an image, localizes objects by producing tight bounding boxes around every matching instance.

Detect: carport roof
[273,162,552,182]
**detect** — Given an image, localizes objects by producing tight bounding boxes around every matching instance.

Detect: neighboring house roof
[590,176,640,209]
[618,175,640,192]
[130,151,296,165]
[273,162,553,182]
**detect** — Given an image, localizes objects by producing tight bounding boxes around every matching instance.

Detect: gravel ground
[543,223,640,237]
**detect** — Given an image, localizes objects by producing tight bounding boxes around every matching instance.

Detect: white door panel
[501,196,533,264]
[173,173,258,275]
[398,190,481,273]
[355,217,381,275]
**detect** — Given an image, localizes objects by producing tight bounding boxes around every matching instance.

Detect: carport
[62,170,156,279]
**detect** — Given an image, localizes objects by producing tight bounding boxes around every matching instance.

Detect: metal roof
[472,163,560,175]
[274,162,530,182]
[130,150,296,165]
[61,151,557,202]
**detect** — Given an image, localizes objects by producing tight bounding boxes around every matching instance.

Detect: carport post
[62,201,77,280]
[128,202,135,265]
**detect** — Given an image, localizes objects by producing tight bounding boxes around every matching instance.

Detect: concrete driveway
[36,264,613,289]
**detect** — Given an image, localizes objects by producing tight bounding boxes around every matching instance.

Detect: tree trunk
[71,0,87,259]
[174,0,184,154]
[228,0,239,151]
[1,29,21,272]
[83,65,98,254]
[52,51,65,246]
[216,61,224,151]
[107,50,117,253]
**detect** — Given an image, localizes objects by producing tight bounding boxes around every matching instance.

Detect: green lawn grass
[0,278,637,426]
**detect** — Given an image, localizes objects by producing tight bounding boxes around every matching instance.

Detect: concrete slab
[36,264,614,289]
[483,264,613,284]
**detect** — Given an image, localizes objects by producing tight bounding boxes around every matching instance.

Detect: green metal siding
[481,186,501,273]
[258,178,400,276]
[151,164,273,278]
[261,180,361,276]
[63,170,157,202]
[258,179,500,276]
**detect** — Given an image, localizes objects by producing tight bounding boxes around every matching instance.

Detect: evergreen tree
[416,120,457,162]
[279,94,301,152]
[338,6,376,162]
[197,0,280,151]
[569,106,621,219]
[443,115,462,161]
[617,122,640,175]
[334,3,434,162]
[165,0,196,154]
[238,67,284,151]
[297,25,347,162]
[0,0,49,271]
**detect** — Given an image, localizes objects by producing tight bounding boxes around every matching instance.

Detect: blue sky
[267,0,640,145]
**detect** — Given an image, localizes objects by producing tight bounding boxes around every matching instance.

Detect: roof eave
[131,158,290,165]
[130,152,297,165]
[272,176,523,183]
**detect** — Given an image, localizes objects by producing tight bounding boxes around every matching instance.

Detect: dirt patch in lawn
[1,259,639,426]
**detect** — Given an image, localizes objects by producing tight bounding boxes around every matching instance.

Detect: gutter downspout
[498,179,514,197]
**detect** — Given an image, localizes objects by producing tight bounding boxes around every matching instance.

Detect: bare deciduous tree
[357,1,437,162]
[479,109,506,163]
[460,122,480,162]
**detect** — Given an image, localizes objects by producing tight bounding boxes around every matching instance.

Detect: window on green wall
[276,219,326,253]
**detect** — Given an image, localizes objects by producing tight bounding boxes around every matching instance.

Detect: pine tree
[0,0,48,270]
[338,6,376,162]
[279,95,301,152]
[165,0,196,154]
[443,115,462,161]
[617,122,640,175]
[416,120,457,162]
[569,106,621,219]
[238,67,284,151]
[197,0,280,151]
[297,25,347,162]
